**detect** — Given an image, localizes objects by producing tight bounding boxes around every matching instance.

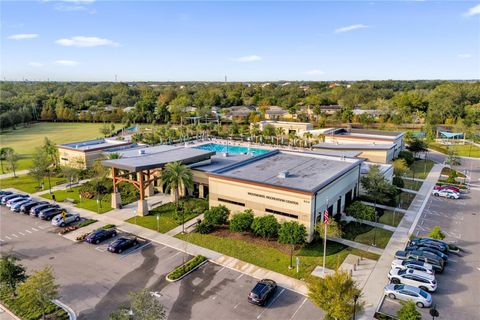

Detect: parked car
[418,238,461,254]
[439,185,460,193]
[4,195,29,207]
[248,279,277,306]
[10,199,32,212]
[0,191,13,200]
[409,239,449,254]
[39,208,63,220]
[51,212,81,227]
[384,284,432,308]
[20,201,48,214]
[391,259,434,275]
[85,228,117,244]
[432,189,460,199]
[0,192,16,203]
[30,204,59,217]
[388,268,437,292]
[394,250,444,272]
[406,246,449,262]
[108,237,138,253]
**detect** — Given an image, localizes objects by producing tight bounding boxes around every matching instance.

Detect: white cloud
[458,53,472,59]
[305,69,325,75]
[334,24,369,33]
[28,62,43,67]
[464,4,480,16]
[55,36,119,47]
[54,60,79,66]
[233,55,262,62]
[8,33,39,40]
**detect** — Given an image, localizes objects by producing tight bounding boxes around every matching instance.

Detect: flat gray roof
[194,153,256,173]
[102,148,215,172]
[313,142,395,151]
[211,150,363,193]
[105,145,178,158]
[59,138,129,151]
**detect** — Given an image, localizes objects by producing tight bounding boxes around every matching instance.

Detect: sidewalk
[341,215,396,232]
[31,179,92,197]
[359,164,443,319]
[328,236,384,255]
[0,170,30,180]
[360,201,408,214]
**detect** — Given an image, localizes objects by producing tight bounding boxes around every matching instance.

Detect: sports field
[1,122,120,172]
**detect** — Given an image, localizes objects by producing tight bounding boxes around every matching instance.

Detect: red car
[440,185,460,193]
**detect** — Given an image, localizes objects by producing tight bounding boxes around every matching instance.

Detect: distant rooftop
[328,128,405,140]
[211,150,363,193]
[59,138,130,151]
[312,142,395,151]
[105,144,178,158]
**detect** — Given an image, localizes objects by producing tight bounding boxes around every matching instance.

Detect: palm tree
[161,162,193,210]
[107,152,122,160]
[275,127,285,145]
[303,132,313,148]
[288,132,298,147]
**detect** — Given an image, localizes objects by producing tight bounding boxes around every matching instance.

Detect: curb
[165,259,209,282]
[52,299,77,320]
[0,303,22,320]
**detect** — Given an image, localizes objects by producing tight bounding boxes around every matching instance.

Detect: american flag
[324,209,329,224]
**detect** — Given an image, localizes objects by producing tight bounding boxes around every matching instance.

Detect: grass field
[402,179,422,191]
[126,198,207,233]
[429,142,480,158]
[0,174,66,194]
[378,210,404,227]
[176,233,379,280]
[405,159,434,180]
[0,122,120,172]
[41,186,112,214]
[342,222,393,249]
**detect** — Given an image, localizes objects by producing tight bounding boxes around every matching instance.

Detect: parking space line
[289,298,307,320]
[5,236,11,240]
[11,234,18,238]
[233,302,240,309]
[31,227,38,231]
[18,232,25,236]
[25,229,32,233]
[119,242,151,259]
[256,288,286,319]
[0,239,4,242]
[235,273,244,280]
[217,266,226,273]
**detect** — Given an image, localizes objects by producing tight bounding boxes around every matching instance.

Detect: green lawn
[378,210,404,227]
[396,191,416,209]
[429,142,480,158]
[341,222,393,249]
[405,159,434,180]
[0,174,66,193]
[41,186,112,214]
[402,179,422,191]
[0,122,120,172]
[126,198,208,233]
[176,232,379,280]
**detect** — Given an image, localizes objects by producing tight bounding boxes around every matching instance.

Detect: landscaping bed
[404,159,434,180]
[341,222,393,249]
[0,293,68,320]
[166,255,207,281]
[41,186,112,214]
[58,218,98,235]
[377,209,404,227]
[126,197,208,233]
[176,230,379,280]
[402,179,422,191]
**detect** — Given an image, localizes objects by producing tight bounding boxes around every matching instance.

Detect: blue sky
[1,0,479,81]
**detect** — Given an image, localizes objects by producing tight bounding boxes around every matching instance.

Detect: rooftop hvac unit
[278,170,289,179]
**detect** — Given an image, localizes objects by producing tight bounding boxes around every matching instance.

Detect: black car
[108,237,138,253]
[2,194,28,205]
[0,191,13,200]
[85,229,117,244]
[248,279,277,306]
[39,207,62,220]
[20,201,48,214]
[395,250,444,272]
[406,246,449,262]
[409,239,449,254]
[30,204,59,217]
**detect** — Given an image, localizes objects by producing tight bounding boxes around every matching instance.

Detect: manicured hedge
[76,219,98,228]
[166,255,207,281]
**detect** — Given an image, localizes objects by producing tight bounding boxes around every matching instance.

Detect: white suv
[388,268,437,292]
[432,189,460,199]
[391,259,434,275]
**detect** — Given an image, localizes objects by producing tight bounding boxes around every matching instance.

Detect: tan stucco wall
[358,150,390,163]
[254,121,313,135]
[58,147,108,169]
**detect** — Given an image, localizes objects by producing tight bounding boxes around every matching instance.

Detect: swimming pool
[194,143,270,156]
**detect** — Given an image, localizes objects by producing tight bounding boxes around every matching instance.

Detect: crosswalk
[0,225,51,242]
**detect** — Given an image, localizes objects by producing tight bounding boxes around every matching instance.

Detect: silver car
[384,284,432,308]
[51,212,81,227]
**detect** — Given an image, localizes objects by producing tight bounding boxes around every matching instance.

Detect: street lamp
[156,213,160,232]
[352,294,359,320]
[429,305,439,320]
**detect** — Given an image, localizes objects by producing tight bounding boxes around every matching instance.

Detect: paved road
[0,207,322,320]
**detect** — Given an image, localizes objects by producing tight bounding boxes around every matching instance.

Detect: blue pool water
[194,143,270,156]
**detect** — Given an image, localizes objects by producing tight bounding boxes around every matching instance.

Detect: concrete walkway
[359,164,444,319]
[328,236,385,255]
[165,213,204,236]
[0,169,29,180]
[341,215,397,232]
[31,179,92,197]
[360,201,408,214]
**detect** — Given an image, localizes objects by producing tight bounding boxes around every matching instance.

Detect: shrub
[428,226,445,240]
[251,215,279,239]
[58,226,77,235]
[196,221,214,234]
[392,176,405,188]
[204,205,230,225]
[398,150,414,166]
[76,219,97,228]
[118,181,139,205]
[346,201,375,221]
[75,232,90,242]
[230,209,254,232]
[167,255,207,281]
[101,224,116,230]
[446,170,458,183]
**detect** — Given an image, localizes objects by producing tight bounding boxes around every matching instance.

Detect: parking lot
[0,206,322,319]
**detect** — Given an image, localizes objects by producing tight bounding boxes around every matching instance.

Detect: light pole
[352,294,359,320]
[430,305,439,320]
[134,209,137,225]
[156,213,160,232]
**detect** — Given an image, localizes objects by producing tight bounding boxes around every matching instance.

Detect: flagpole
[323,198,328,276]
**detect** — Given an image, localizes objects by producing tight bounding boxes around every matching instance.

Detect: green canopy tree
[17,267,59,320]
[308,270,363,320]
[397,301,421,320]
[42,137,59,169]
[0,256,27,296]
[0,147,14,174]
[278,221,307,269]
[109,289,166,320]
[30,147,51,191]
[5,148,19,178]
